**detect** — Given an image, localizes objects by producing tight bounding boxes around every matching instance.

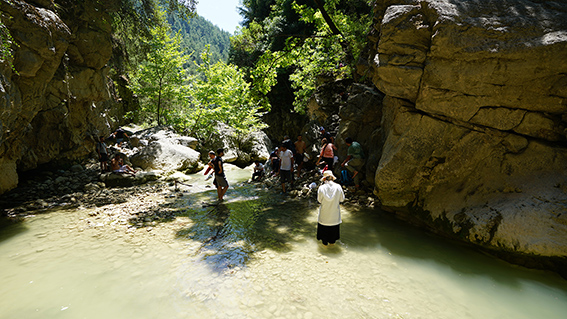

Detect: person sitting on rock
[252,160,264,181]
[110,154,137,176]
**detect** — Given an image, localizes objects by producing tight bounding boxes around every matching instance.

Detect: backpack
[340,169,354,186]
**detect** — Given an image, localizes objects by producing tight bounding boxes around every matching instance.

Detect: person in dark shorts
[294,134,306,178]
[278,144,294,193]
[270,147,280,176]
[317,170,345,246]
[252,160,264,181]
[212,148,229,201]
[96,136,109,173]
[315,137,336,171]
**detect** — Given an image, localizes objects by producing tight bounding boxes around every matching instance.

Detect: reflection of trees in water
[172,185,316,271]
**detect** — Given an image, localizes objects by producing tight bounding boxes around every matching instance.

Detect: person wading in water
[317,170,345,247]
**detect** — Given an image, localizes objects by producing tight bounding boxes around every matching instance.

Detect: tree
[131,11,189,126]
[183,46,268,140]
[230,0,373,113]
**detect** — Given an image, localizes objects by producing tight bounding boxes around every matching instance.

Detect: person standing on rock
[111,127,129,147]
[269,147,280,176]
[317,170,345,247]
[278,144,294,194]
[96,136,109,173]
[319,127,334,144]
[212,148,229,201]
[341,137,366,188]
[294,134,307,178]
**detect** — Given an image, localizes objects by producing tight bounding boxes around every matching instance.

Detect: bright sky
[196,0,242,34]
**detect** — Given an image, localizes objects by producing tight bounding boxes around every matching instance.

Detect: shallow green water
[1,165,566,318]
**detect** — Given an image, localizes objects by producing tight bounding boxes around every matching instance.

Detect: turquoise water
[0,165,566,318]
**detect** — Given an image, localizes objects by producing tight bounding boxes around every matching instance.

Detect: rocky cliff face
[0,0,126,194]
[354,0,567,272]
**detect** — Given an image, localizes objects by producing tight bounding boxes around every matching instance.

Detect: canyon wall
[0,0,126,194]
[355,0,567,272]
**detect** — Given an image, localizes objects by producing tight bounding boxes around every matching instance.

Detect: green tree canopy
[183,46,268,140]
[230,0,373,112]
[131,11,189,126]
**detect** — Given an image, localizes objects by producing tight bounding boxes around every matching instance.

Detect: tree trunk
[313,0,342,36]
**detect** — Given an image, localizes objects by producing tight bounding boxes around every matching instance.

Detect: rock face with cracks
[355,0,567,272]
[0,0,130,194]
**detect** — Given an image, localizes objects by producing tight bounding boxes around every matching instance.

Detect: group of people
[312,127,366,247]
[96,125,364,248]
[264,134,309,193]
[261,127,367,248]
[96,128,137,176]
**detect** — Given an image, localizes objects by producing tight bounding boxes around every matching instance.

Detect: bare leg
[220,186,228,200]
[217,186,223,200]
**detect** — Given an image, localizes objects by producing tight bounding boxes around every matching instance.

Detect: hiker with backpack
[341,137,365,188]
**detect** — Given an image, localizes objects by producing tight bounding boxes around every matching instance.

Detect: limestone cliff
[354,0,567,271]
[0,0,127,194]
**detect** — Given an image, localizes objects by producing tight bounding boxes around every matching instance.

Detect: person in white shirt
[278,144,294,193]
[317,170,345,246]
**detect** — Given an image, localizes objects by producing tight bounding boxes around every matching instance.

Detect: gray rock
[358,0,567,262]
[130,129,201,174]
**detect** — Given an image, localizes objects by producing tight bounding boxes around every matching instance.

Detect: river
[0,165,566,318]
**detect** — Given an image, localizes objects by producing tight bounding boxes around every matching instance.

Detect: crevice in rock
[405,103,567,149]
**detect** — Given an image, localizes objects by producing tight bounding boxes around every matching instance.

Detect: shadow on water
[128,181,317,273]
[342,206,567,293]
[122,173,567,291]
[176,186,316,272]
[0,218,28,244]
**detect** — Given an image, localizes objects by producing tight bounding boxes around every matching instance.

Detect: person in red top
[315,138,336,171]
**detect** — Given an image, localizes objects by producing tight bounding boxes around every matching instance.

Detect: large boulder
[130,129,202,174]
[201,122,271,167]
[357,0,567,272]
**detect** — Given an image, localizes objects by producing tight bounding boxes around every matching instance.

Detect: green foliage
[104,0,197,73]
[0,19,16,72]
[183,46,268,140]
[230,0,373,113]
[131,11,189,126]
[130,19,268,139]
[166,13,232,75]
